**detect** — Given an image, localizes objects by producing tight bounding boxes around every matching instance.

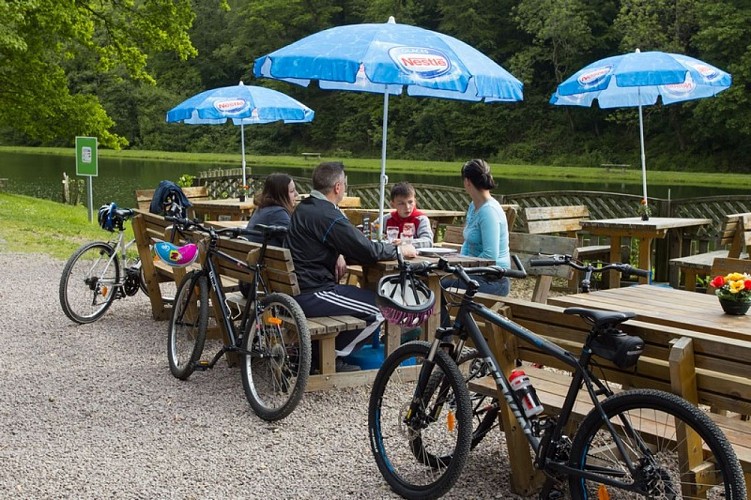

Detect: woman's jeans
[439,275,510,326]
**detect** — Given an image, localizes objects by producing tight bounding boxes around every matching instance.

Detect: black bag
[149,180,192,217]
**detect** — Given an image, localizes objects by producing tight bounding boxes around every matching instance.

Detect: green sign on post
[75,136,98,176]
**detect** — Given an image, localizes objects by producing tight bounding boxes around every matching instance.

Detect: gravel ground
[0,252,537,499]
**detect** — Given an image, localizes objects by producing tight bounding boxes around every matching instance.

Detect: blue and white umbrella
[550,49,731,210]
[166,82,315,186]
[254,17,523,227]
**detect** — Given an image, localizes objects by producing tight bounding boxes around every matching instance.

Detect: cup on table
[401,223,415,244]
[386,226,399,243]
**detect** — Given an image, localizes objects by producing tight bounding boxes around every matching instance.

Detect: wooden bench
[670,213,751,291]
[135,185,210,217]
[467,294,751,496]
[524,205,611,290]
[301,152,321,161]
[601,163,630,172]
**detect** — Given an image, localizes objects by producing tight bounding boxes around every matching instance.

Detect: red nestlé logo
[577,66,611,88]
[389,47,451,79]
[214,99,249,115]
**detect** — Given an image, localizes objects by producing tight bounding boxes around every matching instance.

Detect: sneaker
[335,359,362,373]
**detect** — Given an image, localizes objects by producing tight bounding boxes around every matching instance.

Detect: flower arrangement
[237,184,250,196]
[637,198,651,220]
[710,272,751,302]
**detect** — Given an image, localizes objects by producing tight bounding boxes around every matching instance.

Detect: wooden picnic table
[548,284,751,341]
[581,217,711,288]
[190,198,255,221]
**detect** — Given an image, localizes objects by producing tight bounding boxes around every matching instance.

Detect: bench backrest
[135,185,210,212]
[524,205,590,236]
[719,212,751,257]
[476,294,751,416]
[509,233,577,303]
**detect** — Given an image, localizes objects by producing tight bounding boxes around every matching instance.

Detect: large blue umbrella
[550,49,731,212]
[166,81,315,187]
[254,17,523,228]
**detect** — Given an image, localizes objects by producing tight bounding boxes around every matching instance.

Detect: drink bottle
[509,369,544,418]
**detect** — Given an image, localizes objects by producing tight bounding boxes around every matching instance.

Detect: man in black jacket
[286,162,417,372]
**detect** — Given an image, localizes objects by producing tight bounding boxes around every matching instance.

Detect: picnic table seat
[670,212,751,291]
[466,294,751,496]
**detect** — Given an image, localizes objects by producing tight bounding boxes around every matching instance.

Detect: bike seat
[563,307,636,328]
[154,241,199,268]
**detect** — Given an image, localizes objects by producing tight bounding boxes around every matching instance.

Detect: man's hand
[335,254,348,281]
[400,243,417,259]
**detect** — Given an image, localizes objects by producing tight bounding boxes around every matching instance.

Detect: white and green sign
[75,136,98,176]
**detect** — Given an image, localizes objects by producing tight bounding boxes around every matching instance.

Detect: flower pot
[718,298,751,315]
[640,213,649,221]
[238,195,246,202]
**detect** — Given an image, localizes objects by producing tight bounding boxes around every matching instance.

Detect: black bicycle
[161,216,311,421]
[368,252,746,499]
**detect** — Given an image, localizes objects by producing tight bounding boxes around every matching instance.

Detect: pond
[1,150,739,210]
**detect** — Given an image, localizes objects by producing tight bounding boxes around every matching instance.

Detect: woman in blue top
[442,159,511,299]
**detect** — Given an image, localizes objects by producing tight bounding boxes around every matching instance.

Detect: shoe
[335,359,362,373]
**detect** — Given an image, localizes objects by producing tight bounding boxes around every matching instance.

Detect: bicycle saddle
[563,307,636,328]
[154,241,199,268]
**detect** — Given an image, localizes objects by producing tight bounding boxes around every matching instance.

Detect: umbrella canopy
[254,17,523,229]
[166,82,314,186]
[550,50,731,210]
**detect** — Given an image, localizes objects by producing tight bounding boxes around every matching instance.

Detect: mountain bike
[59,206,149,324]
[368,252,746,499]
[160,216,311,421]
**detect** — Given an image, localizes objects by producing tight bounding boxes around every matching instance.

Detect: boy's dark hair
[390,181,416,201]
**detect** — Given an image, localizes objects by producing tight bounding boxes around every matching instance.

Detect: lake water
[0,150,736,209]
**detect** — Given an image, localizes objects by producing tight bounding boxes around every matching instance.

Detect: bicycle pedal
[194,360,210,370]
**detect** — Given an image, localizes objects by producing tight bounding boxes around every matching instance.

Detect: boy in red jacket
[381,182,434,248]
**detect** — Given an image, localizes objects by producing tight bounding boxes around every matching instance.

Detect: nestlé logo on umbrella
[662,73,697,98]
[685,61,722,83]
[214,99,250,116]
[389,47,451,79]
[577,66,611,88]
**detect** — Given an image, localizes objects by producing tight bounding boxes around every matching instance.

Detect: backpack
[149,180,192,217]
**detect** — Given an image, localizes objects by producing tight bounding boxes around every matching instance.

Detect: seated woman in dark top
[240,173,297,296]
[245,173,298,246]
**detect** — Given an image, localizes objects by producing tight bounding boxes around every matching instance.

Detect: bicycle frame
[435,286,649,488]
[183,235,270,367]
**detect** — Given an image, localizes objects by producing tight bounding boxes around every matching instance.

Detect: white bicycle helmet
[376,272,435,327]
[97,202,117,232]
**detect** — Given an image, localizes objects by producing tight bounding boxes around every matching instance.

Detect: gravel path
[0,253,526,499]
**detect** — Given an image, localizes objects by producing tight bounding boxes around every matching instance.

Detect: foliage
[711,272,751,302]
[177,174,195,188]
[0,0,216,148]
[1,0,750,171]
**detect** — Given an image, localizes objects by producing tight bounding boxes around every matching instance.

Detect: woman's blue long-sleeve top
[461,197,510,268]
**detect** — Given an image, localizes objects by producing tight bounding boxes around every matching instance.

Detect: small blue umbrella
[550,49,731,210]
[254,17,523,228]
[166,81,315,186]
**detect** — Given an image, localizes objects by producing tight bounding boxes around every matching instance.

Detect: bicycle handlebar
[165,217,288,243]
[393,248,527,285]
[529,254,650,278]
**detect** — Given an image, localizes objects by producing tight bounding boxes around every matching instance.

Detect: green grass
[3,145,751,189]
[0,192,129,260]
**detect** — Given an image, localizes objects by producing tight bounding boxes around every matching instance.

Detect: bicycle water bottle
[509,369,544,418]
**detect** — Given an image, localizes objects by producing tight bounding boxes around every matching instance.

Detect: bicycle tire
[569,389,746,499]
[369,341,473,499]
[240,293,311,421]
[453,349,499,450]
[167,271,208,380]
[59,242,120,324]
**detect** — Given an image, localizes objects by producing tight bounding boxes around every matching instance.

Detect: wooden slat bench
[670,213,751,291]
[220,241,373,391]
[467,294,751,496]
[135,185,210,218]
[524,205,612,291]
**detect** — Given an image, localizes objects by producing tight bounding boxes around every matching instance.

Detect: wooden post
[62,172,70,204]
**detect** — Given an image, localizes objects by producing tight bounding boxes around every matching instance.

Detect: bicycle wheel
[369,341,473,499]
[167,271,208,380]
[240,293,311,421]
[59,242,120,324]
[569,389,746,499]
[450,348,499,450]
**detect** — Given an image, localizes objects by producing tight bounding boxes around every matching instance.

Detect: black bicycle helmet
[376,272,435,327]
[97,202,117,232]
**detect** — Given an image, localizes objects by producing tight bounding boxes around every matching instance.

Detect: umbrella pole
[377,91,389,238]
[241,123,247,188]
[638,102,648,206]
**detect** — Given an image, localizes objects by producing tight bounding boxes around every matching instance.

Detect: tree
[0,0,204,148]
